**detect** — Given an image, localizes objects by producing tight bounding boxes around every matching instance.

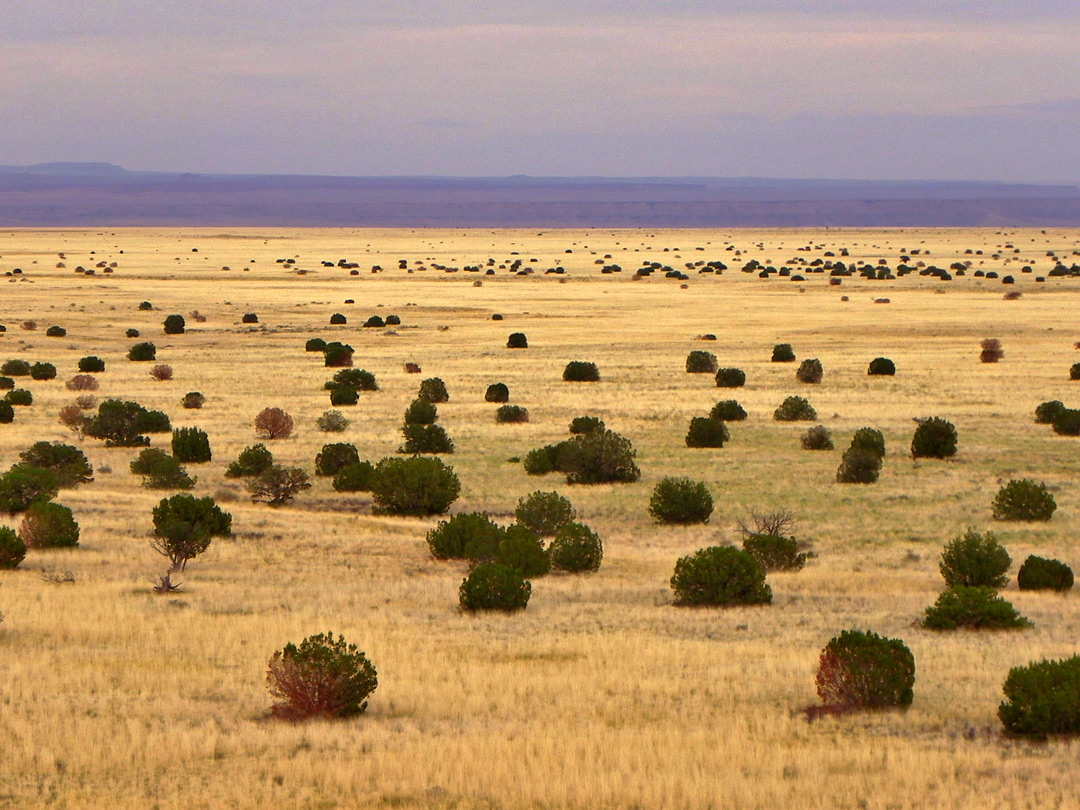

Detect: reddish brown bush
[66,374,99,391]
[21,321,36,331]
[404,362,422,374]
[980,338,1004,363]
[58,405,87,437]
[149,364,173,381]
[74,395,97,410]
[255,407,294,440]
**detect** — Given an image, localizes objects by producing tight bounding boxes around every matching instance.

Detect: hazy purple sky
[2,1,1078,182]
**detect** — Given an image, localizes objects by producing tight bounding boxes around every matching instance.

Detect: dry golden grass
[0,226,1079,809]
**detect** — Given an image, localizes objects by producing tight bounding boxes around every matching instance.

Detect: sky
[1,1,1078,182]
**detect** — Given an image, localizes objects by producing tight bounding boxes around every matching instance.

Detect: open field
[1,226,1080,809]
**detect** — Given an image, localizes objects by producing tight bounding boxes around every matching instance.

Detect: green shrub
[399,423,454,454]
[0,402,13,424]
[5,389,32,406]
[548,522,603,572]
[523,445,560,475]
[0,359,30,376]
[515,491,576,536]
[649,478,713,524]
[127,342,157,362]
[815,630,915,709]
[714,368,746,388]
[911,417,958,459]
[850,427,885,459]
[773,396,817,421]
[999,655,1080,738]
[1017,555,1073,592]
[225,444,274,478]
[163,314,186,334]
[138,301,153,311]
[46,326,66,338]
[709,400,746,421]
[0,464,60,513]
[685,416,728,448]
[417,377,449,404]
[171,427,212,463]
[267,632,378,720]
[247,465,312,506]
[485,383,509,403]
[1052,409,1080,436]
[836,447,882,484]
[495,525,550,577]
[330,313,347,325]
[139,409,172,434]
[563,361,600,382]
[151,493,232,569]
[403,399,438,425]
[181,392,205,409]
[130,448,196,490]
[568,416,605,434]
[939,528,1011,588]
[327,369,378,392]
[495,405,529,423]
[686,351,718,373]
[459,562,531,611]
[370,456,460,516]
[992,479,1056,521]
[670,546,772,607]
[323,342,354,367]
[30,362,57,381]
[558,429,640,484]
[331,461,375,492]
[796,358,823,384]
[743,534,806,572]
[0,376,13,390]
[868,357,896,376]
[507,333,528,349]
[305,337,327,352]
[923,586,1031,630]
[426,512,503,560]
[19,442,93,487]
[83,399,167,447]
[1035,400,1066,424]
[771,344,796,362]
[329,386,359,406]
[317,410,349,432]
[0,526,27,568]
[316,443,360,477]
[125,328,140,338]
[361,315,382,328]
[800,425,834,450]
[18,501,80,548]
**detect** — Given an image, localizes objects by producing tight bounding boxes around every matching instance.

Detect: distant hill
[1,164,1078,227]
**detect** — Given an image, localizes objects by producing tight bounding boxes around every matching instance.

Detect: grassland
[1,226,1079,809]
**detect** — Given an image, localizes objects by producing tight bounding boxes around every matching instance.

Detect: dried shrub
[815,630,915,709]
[66,374,99,391]
[255,407,294,440]
[267,632,377,720]
[58,404,85,436]
[149,364,173,381]
[980,338,1003,363]
[317,410,349,432]
[801,425,834,450]
[75,395,96,410]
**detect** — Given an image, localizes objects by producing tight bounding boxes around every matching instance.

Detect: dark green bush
[1035,400,1066,424]
[181,392,205,409]
[224,444,274,478]
[496,405,529,423]
[267,632,377,720]
[18,501,80,548]
[685,416,729,448]
[151,494,231,569]
[0,526,27,568]
[361,315,382,328]
[670,546,772,607]
[911,417,958,459]
[30,362,56,381]
[327,369,378,392]
[125,328,140,338]
[548,522,603,572]
[138,301,153,311]
[19,442,93,487]
[485,383,509,403]
[515,491,576,536]
[46,326,67,338]
[523,444,561,475]
[850,427,885,459]
[459,562,531,611]
[940,528,1011,588]
[330,313,347,325]
[385,315,400,326]
[0,402,13,424]
[558,429,640,484]
[171,427,212,463]
[426,512,503,560]
[771,344,796,362]
[403,398,438,425]
[329,386,359,406]
[867,357,896,376]
[418,377,449,403]
[686,351,718,374]
[568,416,605,434]
[796,358,823,384]
[315,443,360,477]
[0,464,60,513]
[507,333,528,349]
[130,448,196,490]
[163,314,185,334]
[649,477,713,524]
[0,376,13,390]
[773,396,817,421]
[836,447,882,484]
[1017,555,1073,592]
[801,425,834,450]
[139,409,172,434]
[5,389,32,406]
[563,361,600,382]
[305,337,328,352]
[494,525,550,577]
[1071,363,1080,381]
[399,423,454,454]
[247,465,312,506]
[242,313,259,324]
[370,456,461,516]
[1052,409,1080,436]
[709,400,746,421]
[332,461,376,492]
[323,342,354,368]
[992,479,1056,521]
[714,368,746,388]
[815,630,915,709]
[999,655,1080,738]
[84,399,166,447]
[127,342,157,362]
[923,586,1031,630]
[743,534,806,572]
[0,359,30,376]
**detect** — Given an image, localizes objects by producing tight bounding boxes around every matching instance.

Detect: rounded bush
[459,562,531,611]
[515,491,576,536]
[568,416,605,434]
[1017,555,1073,592]
[771,344,796,363]
[130,448,195,490]
[523,445,558,476]
[714,368,746,388]
[305,337,328,352]
[992,479,1056,521]
[773,396,817,421]
[362,315,383,328]
[163,314,186,335]
[328,369,378,392]
[0,376,12,391]
[329,386,359,406]
[242,313,258,324]
[850,427,885,459]
[267,632,377,720]
[923,586,1030,630]
[940,528,1011,588]
[370,456,461,516]
[0,359,31,376]
[30,362,57,381]
[836,447,882,484]
[65,374,99,391]
[485,383,509,403]
[254,407,294,439]
[385,315,400,326]
[151,493,232,568]
[801,425,833,450]
[649,477,713,524]
[796,358,823,384]
[224,444,274,478]
[127,342,157,362]
[559,429,640,485]
[426,512,503,561]
[686,351,718,374]
[911,417,958,459]
[0,526,27,568]
[507,333,528,349]
[332,461,376,492]
[980,338,1004,363]
[323,342,354,368]
[1035,400,1066,424]
[685,416,728,448]
[1071,363,1080,381]
[19,442,93,487]
[868,357,896,376]
[743,534,806,572]
[317,410,349,432]
[19,501,80,548]
[138,301,153,311]
[494,525,550,577]
[403,398,438,425]
[46,325,66,337]
[815,630,915,709]
[330,313,347,325]
[670,546,772,607]
[315,443,360,477]
[999,655,1080,737]
[399,423,454,454]
[1053,409,1080,436]
[125,328,140,338]
[495,405,529,423]
[171,427,212,463]
[0,402,13,424]
[6,389,32,407]
[83,399,169,447]
[548,522,603,572]
[181,392,205,409]
[563,361,600,382]
[709,400,746,422]
[417,377,449,403]
[0,464,60,513]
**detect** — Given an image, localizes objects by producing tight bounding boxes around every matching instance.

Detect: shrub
[523,445,561,475]
[0,402,13,424]
[139,409,172,434]
[548,522,603,572]
[1017,555,1073,592]
[255,407,294,439]
[507,333,528,349]
[181,392,205,409]
[46,326,66,338]
[5,389,32,406]
[317,410,349,432]
[743,534,806,572]
[910,417,958,458]
[1052,409,1080,436]
[923,586,1031,630]
[305,337,327,352]
[30,362,57,381]
[980,338,1003,363]
[417,377,449,403]
[370,456,460,516]
[399,423,454,454]
[66,374,99,391]
[771,344,796,362]
[57,404,84,435]
[685,416,729,448]
[850,427,885,459]
[649,477,713,524]
[714,368,746,388]
[83,399,165,447]
[168,427,210,463]
[315,443,360,477]
[495,526,550,577]
[559,429,640,484]
[670,546,772,607]
[323,342,354,367]
[815,630,915,709]
[992,479,1056,521]
[563,361,600,382]
[1071,363,1080,381]
[515,491,576,536]
[939,528,1011,588]
[773,396,817,421]
[0,376,12,391]
[18,502,80,549]
[328,369,378,391]
[242,313,258,323]
[130,448,196,490]
[1035,400,1066,424]
[796,358,823,384]
[224,444,274,478]
[403,399,438,425]
[148,364,173,381]
[247,465,312,507]
[0,526,26,569]
[485,383,510,403]
[0,464,60,513]
[426,512,503,560]
[267,632,377,720]
[125,328,140,338]
[332,461,376,492]
[0,359,30,376]
[496,405,529,423]
[709,400,746,421]
[459,562,531,611]
[75,395,97,410]
[999,655,1080,738]
[329,386,359,406]
[19,442,93,487]
[151,494,232,570]
[686,351,718,374]
[138,301,153,311]
[867,357,896,376]
[163,315,186,334]
[836,447,882,484]
[568,416,605,434]
[127,342,157,361]
[801,425,834,450]
[361,315,381,328]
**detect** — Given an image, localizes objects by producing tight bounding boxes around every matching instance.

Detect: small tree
[0,402,13,425]
[255,407,294,440]
[648,477,713,524]
[398,423,454,454]
[0,464,60,513]
[992,479,1056,521]
[171,427,212,463]
[247,465,311,507]
[403,399,438,425]
[327,369,378,392]
[939,528,1011,588]
[980,338,1003,363]
[923,586,1030,630]
[84,399,168,447]
[30,362,57,381]
[815,630,915,709]
[1035,400,1066,424]
[315,443,360,477]
[305,337,328,353]
[151,494,232,570]
[836,447,882,484]
[323,342,354,367]
[999,655,1080,738]
[743,534,806,572]
[267,632,378,720]
[130,448,196,490]
[332,461,376,493]
[426,512,503,560]
[548,522,603,572]
[181,392,205,409]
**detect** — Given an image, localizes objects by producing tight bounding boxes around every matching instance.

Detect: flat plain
[1,226,1079,809]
